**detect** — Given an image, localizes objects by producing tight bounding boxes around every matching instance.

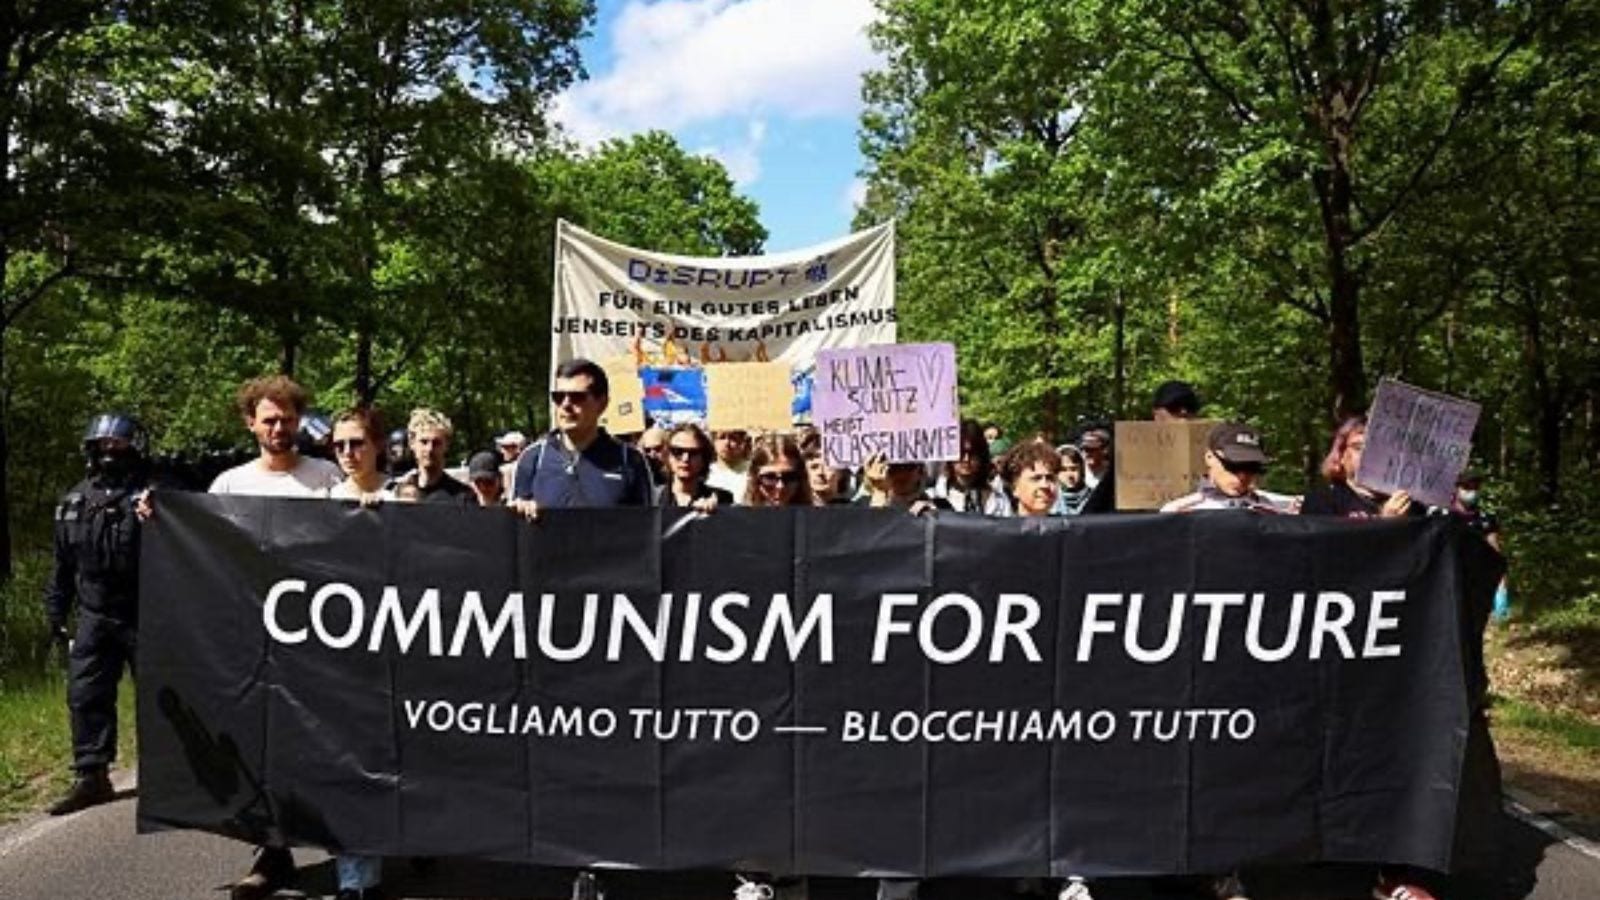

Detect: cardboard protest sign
[706,362,794,433]
[813,343,960,469]
[598,356,646,434]
[640,367,708,427]
[1114,420,1216,511]
[1356,378,1480,507]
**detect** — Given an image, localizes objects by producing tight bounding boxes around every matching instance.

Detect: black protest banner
[137,494,1503,878]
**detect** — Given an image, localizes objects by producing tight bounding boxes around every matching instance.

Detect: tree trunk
[280,332,298,375]
[355,328,374,405]
[1312,86,1369,422]
[1521,287,1561,503]
[0,340,12,582]
[1036,231,1063,440]
[1112,288,1127,418]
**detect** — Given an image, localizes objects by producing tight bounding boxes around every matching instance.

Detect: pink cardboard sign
[814,343,961,469]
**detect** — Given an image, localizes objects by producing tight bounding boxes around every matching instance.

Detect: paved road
[2,782,1597,900]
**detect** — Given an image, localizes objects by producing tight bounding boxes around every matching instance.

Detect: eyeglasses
[1220,459,1265,476]
[641,445,666,455]
[757,470,802,486]
[668,446,702,459]
[333,439,367,452]
[550,390,591,405]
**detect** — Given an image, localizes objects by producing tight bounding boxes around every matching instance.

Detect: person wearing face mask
[43,413,154,815]
[1451,470,1508,620]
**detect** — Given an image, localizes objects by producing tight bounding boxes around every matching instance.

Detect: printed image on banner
[813,343,960,469]
[550,220,896,373]
[641,367,708,426]
[1356,377,1481,508]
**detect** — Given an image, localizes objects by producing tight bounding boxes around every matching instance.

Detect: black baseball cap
[1152,380,1201,414]
[467,451,501,481]
[1207,422,1268,465]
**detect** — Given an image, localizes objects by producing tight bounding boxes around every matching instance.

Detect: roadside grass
[0,548,138,822]
[1491,694,1600,751]
[1489,693,1600,824]
[0,672,138,822]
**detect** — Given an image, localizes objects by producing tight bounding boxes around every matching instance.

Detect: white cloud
[555,0,879,146]
[841,177,867,215]
[699,119,767,186]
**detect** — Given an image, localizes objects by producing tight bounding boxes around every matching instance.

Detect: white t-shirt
[326,480,396,501]
[209,456,342,497]
[706,460,749,499]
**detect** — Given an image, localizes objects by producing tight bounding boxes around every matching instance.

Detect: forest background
[0,0,1597,762]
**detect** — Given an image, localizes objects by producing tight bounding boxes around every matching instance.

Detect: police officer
[43,413,151,815]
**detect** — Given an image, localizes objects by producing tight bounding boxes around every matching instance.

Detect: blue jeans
[336,854,382,891]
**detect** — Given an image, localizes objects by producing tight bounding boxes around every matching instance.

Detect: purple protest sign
[1355,378,1481,508]
[814,343,961,469]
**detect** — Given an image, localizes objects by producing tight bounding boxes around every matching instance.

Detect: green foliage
[861,0,1600,527]
[536,132,769,255]
[0,2,769,563]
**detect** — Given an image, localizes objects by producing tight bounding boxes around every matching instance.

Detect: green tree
[0,2,179,578]
[536,131,768,255]
[857,0,1130,438]
[316,0,591,403]
[1101,0,1559,418]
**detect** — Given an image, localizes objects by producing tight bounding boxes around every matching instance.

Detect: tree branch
[1,260,75,328]
[1174,27,1259,124]
[1353,10,1544,243]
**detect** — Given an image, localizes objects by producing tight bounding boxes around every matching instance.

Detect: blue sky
[553,0,878,253]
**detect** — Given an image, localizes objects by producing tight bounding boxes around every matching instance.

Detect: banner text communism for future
[137,495,1503,878]
[550,220,895,369]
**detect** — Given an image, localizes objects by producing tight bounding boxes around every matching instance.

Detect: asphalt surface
[2,780,1597,900]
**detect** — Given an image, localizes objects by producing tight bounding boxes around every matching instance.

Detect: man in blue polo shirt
[509,358,651,900]
[511,357,654,517]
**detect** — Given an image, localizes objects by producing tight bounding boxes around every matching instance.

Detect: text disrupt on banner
[550,220,897,370]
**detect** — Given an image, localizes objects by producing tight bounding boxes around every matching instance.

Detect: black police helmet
[82,413,148,458]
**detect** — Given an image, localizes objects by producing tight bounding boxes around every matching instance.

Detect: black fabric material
[70,610,137,771]
[46,475,146,624]
[654,482,735,508]
[409,472,474,504]
[1301,481,1426,518]
[1080,470,1116,514]
[138,495,1503,878]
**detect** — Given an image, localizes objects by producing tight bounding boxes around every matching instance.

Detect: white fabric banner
[551,220,896,370]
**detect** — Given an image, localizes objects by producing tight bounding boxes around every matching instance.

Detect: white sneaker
[1058,876,1095,900]
[735,876,775,900]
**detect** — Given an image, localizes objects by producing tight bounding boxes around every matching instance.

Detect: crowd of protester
[43,359,1506,900]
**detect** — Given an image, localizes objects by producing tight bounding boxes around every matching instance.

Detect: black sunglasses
[758,471,802,486]
[333,439,367,451]
[1220,459,1265,476]
[668,446,703,459]
[550,390,592,405]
